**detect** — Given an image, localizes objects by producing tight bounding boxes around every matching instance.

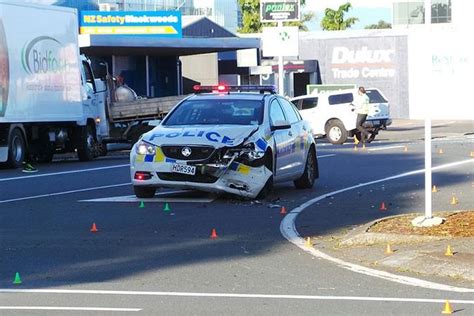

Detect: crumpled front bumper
[130,153,271,198]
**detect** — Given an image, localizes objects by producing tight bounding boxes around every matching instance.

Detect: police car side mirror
[271,120,291,131]
[148,119,162,127]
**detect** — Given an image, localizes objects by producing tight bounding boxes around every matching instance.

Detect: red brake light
[217,85,226,92]
[134,172,152,180]
[193,85,201,92]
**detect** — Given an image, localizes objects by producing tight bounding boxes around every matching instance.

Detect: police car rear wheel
[134,186,156,198]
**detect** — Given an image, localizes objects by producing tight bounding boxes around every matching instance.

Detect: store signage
[260,0,300,22]
[79,11,182,37]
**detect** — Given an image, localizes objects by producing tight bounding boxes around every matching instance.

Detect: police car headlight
[246,150,265,160]
[136,141,156,155]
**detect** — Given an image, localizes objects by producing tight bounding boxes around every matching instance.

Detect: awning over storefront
[79,35,260,56]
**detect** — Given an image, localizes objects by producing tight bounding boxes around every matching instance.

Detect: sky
[302,0,393,31]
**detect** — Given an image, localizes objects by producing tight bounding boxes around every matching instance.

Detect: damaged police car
[130,85,318,199]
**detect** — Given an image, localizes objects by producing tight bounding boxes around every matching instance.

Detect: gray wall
[299,35,409,119]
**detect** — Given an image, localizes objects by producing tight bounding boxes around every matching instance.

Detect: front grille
[161,145,215,161]
[157,172,218,183]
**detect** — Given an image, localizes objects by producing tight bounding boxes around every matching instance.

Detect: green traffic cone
[13,272,22,284]
[163,202,171,212]
[139,201,145,208]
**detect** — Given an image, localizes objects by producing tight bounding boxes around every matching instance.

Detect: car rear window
[163,99,264,126]
[366,89,388,103]
[301,97,318,110]
[328,93,353,105]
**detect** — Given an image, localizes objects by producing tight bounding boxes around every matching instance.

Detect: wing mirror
[148,119,162,127]
[271,120,291,131]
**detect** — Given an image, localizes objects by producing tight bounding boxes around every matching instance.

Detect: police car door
[269,98,297,181]
[278,97,305,177]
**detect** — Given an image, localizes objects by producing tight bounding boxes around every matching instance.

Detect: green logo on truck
[21,36,67,74]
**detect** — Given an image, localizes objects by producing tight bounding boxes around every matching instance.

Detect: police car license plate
[172,163,196,175]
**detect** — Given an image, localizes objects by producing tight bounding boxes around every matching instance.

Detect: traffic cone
[385,244,394,254]
[90,223,98,233]
[353,145,358,152]
[13,272,22,284]
[432,185,438,193]
[379,202,388,211]
[163,202,171,212]
[470,151,474,157]
[403,146,408,152]
[362,143,366,150]
[438,148,444,154]
[441,300,453,314]
[280,206,287,214]
[210,228,218,239]
[450,195,458,205]
[139,201,145,208]
[445,245,454,256]
[305,237,312,248]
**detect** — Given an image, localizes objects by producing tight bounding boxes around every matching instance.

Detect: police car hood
[142,125,259,148]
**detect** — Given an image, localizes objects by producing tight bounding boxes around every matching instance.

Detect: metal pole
[278,21,284,95]
[424,0,432,219]
[145,55,150,96]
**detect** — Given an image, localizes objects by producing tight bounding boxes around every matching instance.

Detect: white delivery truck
[0,1,184,168]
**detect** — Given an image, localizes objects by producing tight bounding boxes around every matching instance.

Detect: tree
[238,0,314,33]
[320,2,358,31]
[365,20,392,29]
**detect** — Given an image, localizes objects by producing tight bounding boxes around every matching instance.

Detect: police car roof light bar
[193,85,276,94]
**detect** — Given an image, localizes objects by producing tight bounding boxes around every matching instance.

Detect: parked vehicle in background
[290,88,391,144]
[130,85,319,199]
[0,1,184,168]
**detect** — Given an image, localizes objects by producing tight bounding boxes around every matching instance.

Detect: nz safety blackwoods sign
[260,0,300,22]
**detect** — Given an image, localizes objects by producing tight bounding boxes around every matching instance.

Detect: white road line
[0,183,130,204]
[367,145,405,152]
[0,306,141,312]
[0,164,130,182]
[0,289,473,304]
[317,154,336,159]
[280,158,474,293]
[80,191,216,203]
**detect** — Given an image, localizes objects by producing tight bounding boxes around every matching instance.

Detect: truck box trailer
[0,1,185,168]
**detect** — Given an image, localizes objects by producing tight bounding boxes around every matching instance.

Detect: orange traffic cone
[450,195,458,205]
[385,244,394,254]
[90,223,98,233]
[445,245,454,256]
[432,185,438,193]
[210,228,218,239]
[379,202,388,211]
[441,300,453,314]
[280,206,287,215]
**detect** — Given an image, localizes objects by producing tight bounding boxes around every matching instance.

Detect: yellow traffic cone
[470,151,474,157]
[385,244,394,255]
[432,185,438,193]
[438,148,444,154]
[441,300,453,314]
[354,145,358,152]
[450,195,458,205]
[445,245,454,256]
[403,146,408,152]
[305,237,312,248]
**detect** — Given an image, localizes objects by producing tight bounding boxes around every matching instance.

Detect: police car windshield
[164,99,264,126]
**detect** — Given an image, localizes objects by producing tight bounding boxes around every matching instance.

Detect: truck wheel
[326,120,348,144]
[134,186,156,198]
[294,147,317,189]
[76,124,96,161]
[6,128,26,168]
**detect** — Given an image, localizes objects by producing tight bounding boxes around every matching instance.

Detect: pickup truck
[290,88,392,144]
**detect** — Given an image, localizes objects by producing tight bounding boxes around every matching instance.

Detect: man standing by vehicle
[353,86,370,146]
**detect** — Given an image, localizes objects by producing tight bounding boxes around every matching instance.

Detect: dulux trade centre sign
[79,11,182,37]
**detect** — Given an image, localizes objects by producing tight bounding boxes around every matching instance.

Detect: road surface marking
[281,158,474,293]
[0,289,473,304]
[80,191,216,203]
[317,154,336,158]
[0,183,130,204]
[367,145,405,152]
[0,306,141,312]
[0,164,129,182]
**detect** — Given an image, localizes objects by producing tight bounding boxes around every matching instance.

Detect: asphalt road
[1,120,473,315]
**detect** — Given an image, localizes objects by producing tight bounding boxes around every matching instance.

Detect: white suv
[291,88,392,144]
